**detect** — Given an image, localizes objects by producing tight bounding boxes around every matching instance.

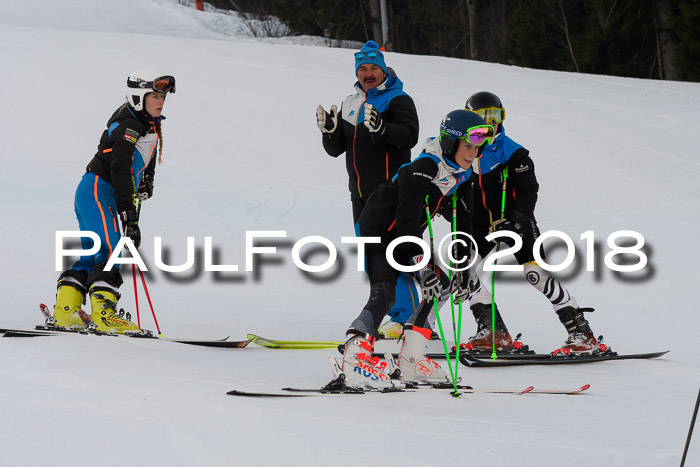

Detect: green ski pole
[424,196,460,396]
[490,166,509,360]
[449,191,464,382]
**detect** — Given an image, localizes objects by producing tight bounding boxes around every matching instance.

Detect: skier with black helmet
[48,68,175,334]
[337,110,494,389]
[463,91,602,356]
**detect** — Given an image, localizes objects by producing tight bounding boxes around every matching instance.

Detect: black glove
[136,174,153,201]
[316,104,338,134]
[363,103,385,135]
[449,271,470,304]
[508,210,529,235]
[488,211,528,244]
[488,218,516,235]
[119,210,141,249]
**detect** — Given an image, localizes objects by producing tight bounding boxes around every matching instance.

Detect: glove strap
[120,210,138,224]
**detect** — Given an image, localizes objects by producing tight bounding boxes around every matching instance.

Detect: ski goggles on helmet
[127,75,176,94]
[354,50,383,60]
[441,125,495,146]
[472,106,505,124]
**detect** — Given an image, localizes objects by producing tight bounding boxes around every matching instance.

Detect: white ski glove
[412,256,441,302]
[449,271,470,304]
[419,268,441,302]
[363,103,385,135]
[316,104,338,134]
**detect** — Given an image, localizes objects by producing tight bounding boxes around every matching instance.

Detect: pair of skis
[1,317,341,349]
[367,349,671,367]
[3,321,670,364]
[343,343,670,367]
[227,356,592,398]
[226,384,592,398]
[457,350,670,367]
[0,304,252,348]
[0,324,251,348]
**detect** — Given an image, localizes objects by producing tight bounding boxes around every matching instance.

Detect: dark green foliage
[676,0,700,80]
[218,0,699,82]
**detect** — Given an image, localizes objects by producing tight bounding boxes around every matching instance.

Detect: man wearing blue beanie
[353,40,388,82]
[317,40,420,340]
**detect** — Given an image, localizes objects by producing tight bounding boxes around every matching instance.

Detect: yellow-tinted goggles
[473,106,505,124]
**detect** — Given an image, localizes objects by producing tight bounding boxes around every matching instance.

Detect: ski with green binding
[247,333,343,349]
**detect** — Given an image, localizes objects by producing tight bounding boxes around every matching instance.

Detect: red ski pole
[138,267,162,337]
[132,264,141,328]
[132,198,162,336]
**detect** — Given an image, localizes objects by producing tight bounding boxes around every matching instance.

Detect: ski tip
[521,386,535,394]
[580,384,591,391]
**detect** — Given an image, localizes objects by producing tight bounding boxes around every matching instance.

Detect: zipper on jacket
[352,96,368,198]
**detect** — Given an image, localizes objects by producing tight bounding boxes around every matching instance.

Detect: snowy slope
[1,1,699,466]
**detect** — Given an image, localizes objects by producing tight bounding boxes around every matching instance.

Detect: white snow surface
[1,1,699,466]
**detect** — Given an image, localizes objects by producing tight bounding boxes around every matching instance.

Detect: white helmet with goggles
[126,68,176,111]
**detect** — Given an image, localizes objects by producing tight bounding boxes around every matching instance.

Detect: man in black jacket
[317,40,420,337]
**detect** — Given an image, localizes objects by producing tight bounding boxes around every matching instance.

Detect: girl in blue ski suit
[50,69,175,334]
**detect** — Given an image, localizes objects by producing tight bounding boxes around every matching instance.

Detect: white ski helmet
[126,68,176,111]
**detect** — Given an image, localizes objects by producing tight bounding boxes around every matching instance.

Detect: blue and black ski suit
[69,103,161,287]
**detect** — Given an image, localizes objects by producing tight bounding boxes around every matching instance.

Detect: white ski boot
[339,332,396,390]
[397,325,450,384]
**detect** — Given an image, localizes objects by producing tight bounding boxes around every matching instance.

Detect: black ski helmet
[439,109,489,163]
[465,91,503,112]
[465,91,506,127]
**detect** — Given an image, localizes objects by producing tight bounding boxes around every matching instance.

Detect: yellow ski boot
[52,279,87,330]
[89,285,141,334]
[378,320,404,339]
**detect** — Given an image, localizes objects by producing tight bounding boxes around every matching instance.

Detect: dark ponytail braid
[155,121,164,164]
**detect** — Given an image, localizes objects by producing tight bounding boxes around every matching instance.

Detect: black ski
[459,350,669,367]
[337,345,545,361]
[227,389,359,398]
[0,326,250,348]
[379,351,546,360]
